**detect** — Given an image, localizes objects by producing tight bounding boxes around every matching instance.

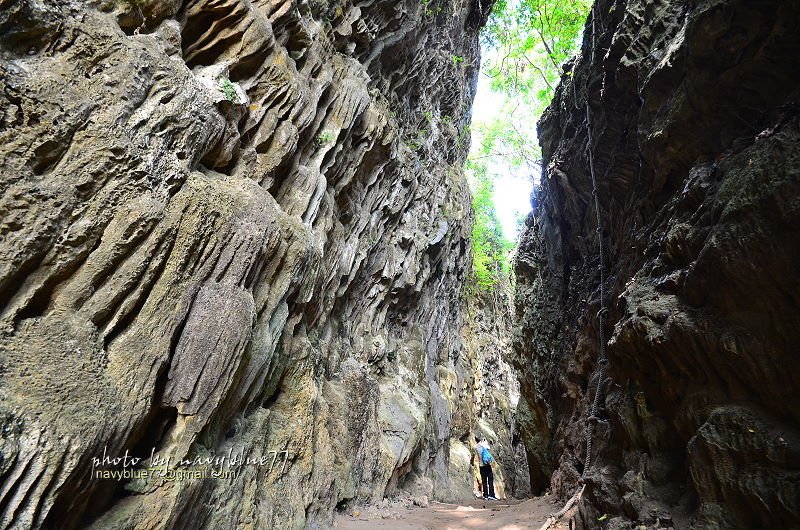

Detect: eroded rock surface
[449,288,531,501]
[0,0,504,528]
[514,0,800,528]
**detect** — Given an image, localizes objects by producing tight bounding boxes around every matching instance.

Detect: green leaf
[481,0,591,111]
[466,160,514,290]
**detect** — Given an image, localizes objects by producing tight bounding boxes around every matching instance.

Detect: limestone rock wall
[514,0,800,528]
[0,0,497,528]
[447,286,531,501]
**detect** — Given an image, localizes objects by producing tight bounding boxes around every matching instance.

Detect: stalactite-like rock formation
[514,0,800,528]
[0,0,503,528]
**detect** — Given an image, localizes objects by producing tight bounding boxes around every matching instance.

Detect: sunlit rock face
[0,0,504,528]
[514,0,800,528]
[448,289,531,502]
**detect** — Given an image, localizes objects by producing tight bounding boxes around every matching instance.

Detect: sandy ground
[335,495,571,530]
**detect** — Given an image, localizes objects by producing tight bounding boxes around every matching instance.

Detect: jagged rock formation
[0,0,503,528]
[514,0,800,528]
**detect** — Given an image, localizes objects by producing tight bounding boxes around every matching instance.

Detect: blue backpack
[480,446,494,465]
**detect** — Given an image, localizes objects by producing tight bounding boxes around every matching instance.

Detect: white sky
[470,71,537,241]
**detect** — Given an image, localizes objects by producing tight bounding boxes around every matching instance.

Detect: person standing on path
[473,435,497,500]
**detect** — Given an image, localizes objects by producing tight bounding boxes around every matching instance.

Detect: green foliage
[405,139,421,151]
[466,100,538,286]
[464,0,590,289]
[471,102,540,169]
[483,0,591,112]
[468,160,514,290]
[219,77,239,103]
[314,130,335,147]
[420,0,440,16]
[451,54,465,66]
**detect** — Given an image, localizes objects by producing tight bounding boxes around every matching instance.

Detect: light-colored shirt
[474,441,489,464]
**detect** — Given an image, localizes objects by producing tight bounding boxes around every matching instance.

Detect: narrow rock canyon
[0,0,798,529]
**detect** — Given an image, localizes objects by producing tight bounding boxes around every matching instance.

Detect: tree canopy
[483,0,592,112]
[467,0,591,291]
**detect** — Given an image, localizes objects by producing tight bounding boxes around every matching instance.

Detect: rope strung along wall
[538,4,611,529]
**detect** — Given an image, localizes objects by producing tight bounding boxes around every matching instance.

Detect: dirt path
[335,495,571,530]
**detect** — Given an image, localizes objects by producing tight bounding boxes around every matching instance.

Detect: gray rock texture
[0,0,519,529]
[514,0,800,528]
